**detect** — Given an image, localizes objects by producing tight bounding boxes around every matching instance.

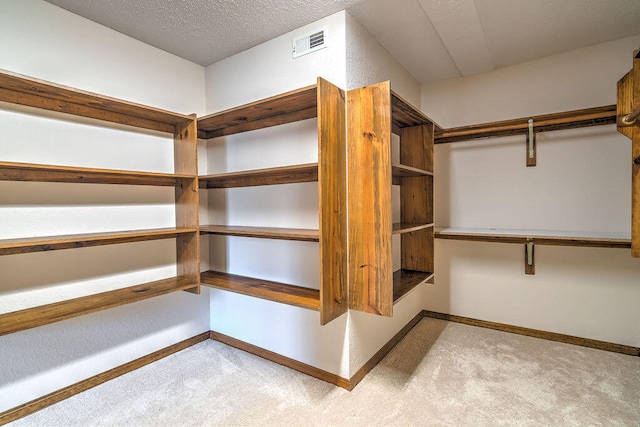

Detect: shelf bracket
[526,119,537,167]
[525,239,535,275]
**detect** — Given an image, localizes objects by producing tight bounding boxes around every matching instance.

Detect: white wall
[0,0,209,412]
[422,35,640,347]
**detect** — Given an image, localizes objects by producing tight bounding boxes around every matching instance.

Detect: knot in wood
[634,157,640,166]
[362,131,376,139]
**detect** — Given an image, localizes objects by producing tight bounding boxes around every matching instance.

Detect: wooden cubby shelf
[199,163,318,189]
[0,69,200,336]
[0,276,196,337]
[393,223,435,235]
[200,225,319,242]
[0,161,195,186]
[393,270,434,303]
[197,84,317,139]
[391,91,442,134]
[0,228,198,256]
[435,228,632,248]
[200,270,320,311]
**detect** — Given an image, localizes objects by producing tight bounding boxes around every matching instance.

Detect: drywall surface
[0,0,208,412]
[345,12,421,105]
[205,11,350,378]
[422,35,640,347]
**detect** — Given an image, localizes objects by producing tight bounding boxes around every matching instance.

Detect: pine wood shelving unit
[0,68,200,336]
[347,81,436,317]
[198,77,347,325]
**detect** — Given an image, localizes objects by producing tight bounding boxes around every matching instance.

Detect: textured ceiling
[44,0,640,84]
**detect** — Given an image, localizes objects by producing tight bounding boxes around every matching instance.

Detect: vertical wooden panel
[400,124,434,273]
[632,52,640,258]
[317,78,348,324]
[174,115,200,293]
[347,82,393,316]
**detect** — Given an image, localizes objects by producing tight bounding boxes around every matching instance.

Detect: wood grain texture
[0,68,192,134]
[436,105,617,144]
[201,270,320,311]
[174,117,200,293]
[0,277,196,336]
[197,85,317,139]
[391,90,441,132]
[317,77,348,325]
[435,228,632,248]
[199,163,318,188]
[393,222,434,235]
[200,225,319,242]
[393,270,433,303]
[210,331,351,390]
[422,310,640,356]
[347,82,393,316]
[0,332,210,425]
[631,50,640,257]
[0,161,193,186]
[0,228,198,256]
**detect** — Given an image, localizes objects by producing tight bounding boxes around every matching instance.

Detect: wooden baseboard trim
[349,311,424,389]
[0,332,210,426]
[209,331,352,389]
[422,310,640,356]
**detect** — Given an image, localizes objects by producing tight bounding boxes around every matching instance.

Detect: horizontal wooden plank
[0,68,192,133]
[391,90,440,131]
[435,227,632,248]
[393,269,433,303]
[201,270,320,311]
[435,105,617,144]
[393,223,434,235]
[199,163,318,188]
[0,228,198,255]
[0,276,196,336]
[197,85,318,139]
[0,161,194,186]
[200,225,319,241]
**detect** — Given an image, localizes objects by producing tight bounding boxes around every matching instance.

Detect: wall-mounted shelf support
[526,119,536,167]
[525,239,535,275]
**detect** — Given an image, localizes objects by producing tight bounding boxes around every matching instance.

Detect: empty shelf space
[198,84,318,139]
[435,228,632,248]
[200,225,319,242]
[0,68,193,134]
[391,90,440,131]
[0,228,198,255]
[201,270,320,311]
[0,276,197,336]
[393,223,434,235]
[393,269,433,303]
[199,163,318,188]
[0,161,194,186]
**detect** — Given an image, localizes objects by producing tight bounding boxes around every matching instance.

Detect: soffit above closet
[44,0,640,84]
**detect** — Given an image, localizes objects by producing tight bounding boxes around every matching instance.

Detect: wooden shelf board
[0,161,194,186]
[200,225,319,242]
[0,68,193,134]
[199,163,318,188]
[435,227,631,248]
[393,269,433,303]
[392,163,433,178]
[391,90,440,131]
[0,276,196,336]
[0,228,198,256]
[198,85,318,139]
[393,223,434,235]
[201,270,320,311]
[435,105,617,144]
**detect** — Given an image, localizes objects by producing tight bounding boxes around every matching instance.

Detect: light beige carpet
[9,318,640,426]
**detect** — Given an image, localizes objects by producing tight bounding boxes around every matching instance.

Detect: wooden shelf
[0,161,195,186]
[435,228,632,248]
[201,270,320,311]
[435,105,617,144]
[393,269,433,303]
[0,68,194,134]
[200,225,319,242]
[199,163,318,188]
[391,90,441,133]
[0,228,198,256]
[393,223,434,235]
[0,276,196,336]
[197,85,318,139]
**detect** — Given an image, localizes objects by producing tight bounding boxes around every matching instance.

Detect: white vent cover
[292,28,327,58]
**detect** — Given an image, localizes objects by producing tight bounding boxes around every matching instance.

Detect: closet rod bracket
[526,119,537,167]
[525,239,535,275]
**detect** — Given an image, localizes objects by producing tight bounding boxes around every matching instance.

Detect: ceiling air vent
[292,28,327,59]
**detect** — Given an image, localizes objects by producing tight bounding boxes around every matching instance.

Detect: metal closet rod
[434,104,617,144]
